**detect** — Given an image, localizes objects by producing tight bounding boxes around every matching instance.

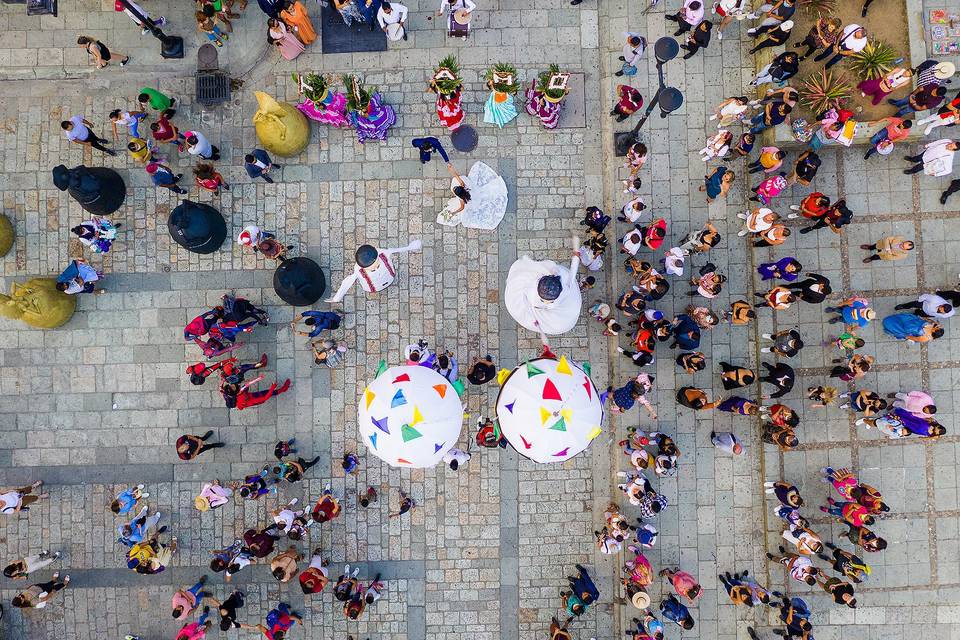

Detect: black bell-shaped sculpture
[274,257,326,306]
[51,164,126,215]
[168,200,227,254]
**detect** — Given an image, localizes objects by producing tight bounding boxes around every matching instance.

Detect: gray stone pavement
[0,0,959,639]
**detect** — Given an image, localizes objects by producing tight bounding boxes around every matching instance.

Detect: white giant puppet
[503,236,583,336]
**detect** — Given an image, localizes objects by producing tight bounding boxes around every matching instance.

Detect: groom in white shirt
[376,1,408,40]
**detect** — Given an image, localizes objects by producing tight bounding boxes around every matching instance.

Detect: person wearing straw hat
[377,1,408,40]
[914,59,955,87]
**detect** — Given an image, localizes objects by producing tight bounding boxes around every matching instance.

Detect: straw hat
[194,495,211,512]
[631,590,651,609]
[934,62,956,81]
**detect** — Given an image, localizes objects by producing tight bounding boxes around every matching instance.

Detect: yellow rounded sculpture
[0,214,13,257]
[0,278,77,329]
[252,91,311,157]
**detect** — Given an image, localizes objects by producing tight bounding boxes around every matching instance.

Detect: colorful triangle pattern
[410,405,424,426]
[550,417,567,431]
[520,435,532,449]
[433,384,447,398]
[393,373,411,383]
[526,362,545,378]
[434,442,445,453]
[365,389,376,409]
[556,356,572,375]
[542,378,562,401]
[371,415,389,434]
[369,433,378,449]
[504,401,515,414]
[391,389,407,408]
[539,407,551,425]
[401,423,422,442]
[552,447,570,457]
[561,408,572,422]
[583,380,592,400]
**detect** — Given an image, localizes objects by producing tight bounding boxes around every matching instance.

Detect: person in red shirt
[221,377,291,410]
[194,163,230,195]
[311,487,342,523]
[610,85,643,122]
[298,552,329,594]
[150,113,186,150]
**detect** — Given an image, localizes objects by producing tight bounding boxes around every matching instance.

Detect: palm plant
[295,73,328,104]
[344,74,373,113]
[432,55,462,95]
[847,39,900,81]
[798,0,837,16]
[537,64,568,101]
[799,69,851,114]
[485,63,519,95]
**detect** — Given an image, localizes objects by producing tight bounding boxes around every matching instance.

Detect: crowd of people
[4,0,958,637]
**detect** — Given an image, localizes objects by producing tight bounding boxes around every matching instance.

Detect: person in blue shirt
[290,310,344,338]
[244,148,282,183]
[146,161,187,194]
[411,136,450,164]
[659,593,694,629]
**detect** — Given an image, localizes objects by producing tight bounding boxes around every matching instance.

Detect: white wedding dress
[437,162,509,230]
[503,255,582,335]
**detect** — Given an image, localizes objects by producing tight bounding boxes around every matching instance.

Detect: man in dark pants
[410,136,449,164]
[244,149,282,183]
[61,115,116,155]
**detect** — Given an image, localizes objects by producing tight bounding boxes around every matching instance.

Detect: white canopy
[495,356,604,463]
[358,364,464,468]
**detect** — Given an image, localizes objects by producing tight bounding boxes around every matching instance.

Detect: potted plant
[847,39,899,81]
[295,72,329,107]
[799,68,852,114]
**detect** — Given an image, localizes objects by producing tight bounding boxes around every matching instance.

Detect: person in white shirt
[60,115,116,155]
[903,139,957,177]
[665,0,704,35]
[442,447,471,470]
[326,239,423,302]
[0,482,47,514]
[894,292,956,319]
[663,247,686,277]
[377,1,408,40]
[437,0,474,16]
[184,130,219,160]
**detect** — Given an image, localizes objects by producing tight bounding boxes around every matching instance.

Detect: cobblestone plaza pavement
[1,0,960,638]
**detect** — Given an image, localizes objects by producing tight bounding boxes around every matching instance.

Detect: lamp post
[614,36,684,157]
[116,0,184,59]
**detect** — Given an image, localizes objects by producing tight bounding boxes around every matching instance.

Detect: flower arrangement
[432,55,462,96]
[344,74,374,113]
[485,63,519,95]
[295,73,329,104]
[537,64,570,102]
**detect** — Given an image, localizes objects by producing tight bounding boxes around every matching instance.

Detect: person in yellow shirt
[127,138,156,165]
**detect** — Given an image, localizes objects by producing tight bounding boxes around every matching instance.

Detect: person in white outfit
[377,1,409,40]
[327,239,423,302]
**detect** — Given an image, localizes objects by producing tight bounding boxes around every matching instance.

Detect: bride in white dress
[437,162,509,230]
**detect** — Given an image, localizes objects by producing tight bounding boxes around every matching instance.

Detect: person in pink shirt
[864,117,912,160]
[194,480,233,512]
[659,568,703,603]
[172,575,212,620]
[176,618,212,640]
[892,390,936,416]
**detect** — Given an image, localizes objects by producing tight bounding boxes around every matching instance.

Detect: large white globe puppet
[358,364,464,468]
[495,355,604,463]
[503,236,583,336]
